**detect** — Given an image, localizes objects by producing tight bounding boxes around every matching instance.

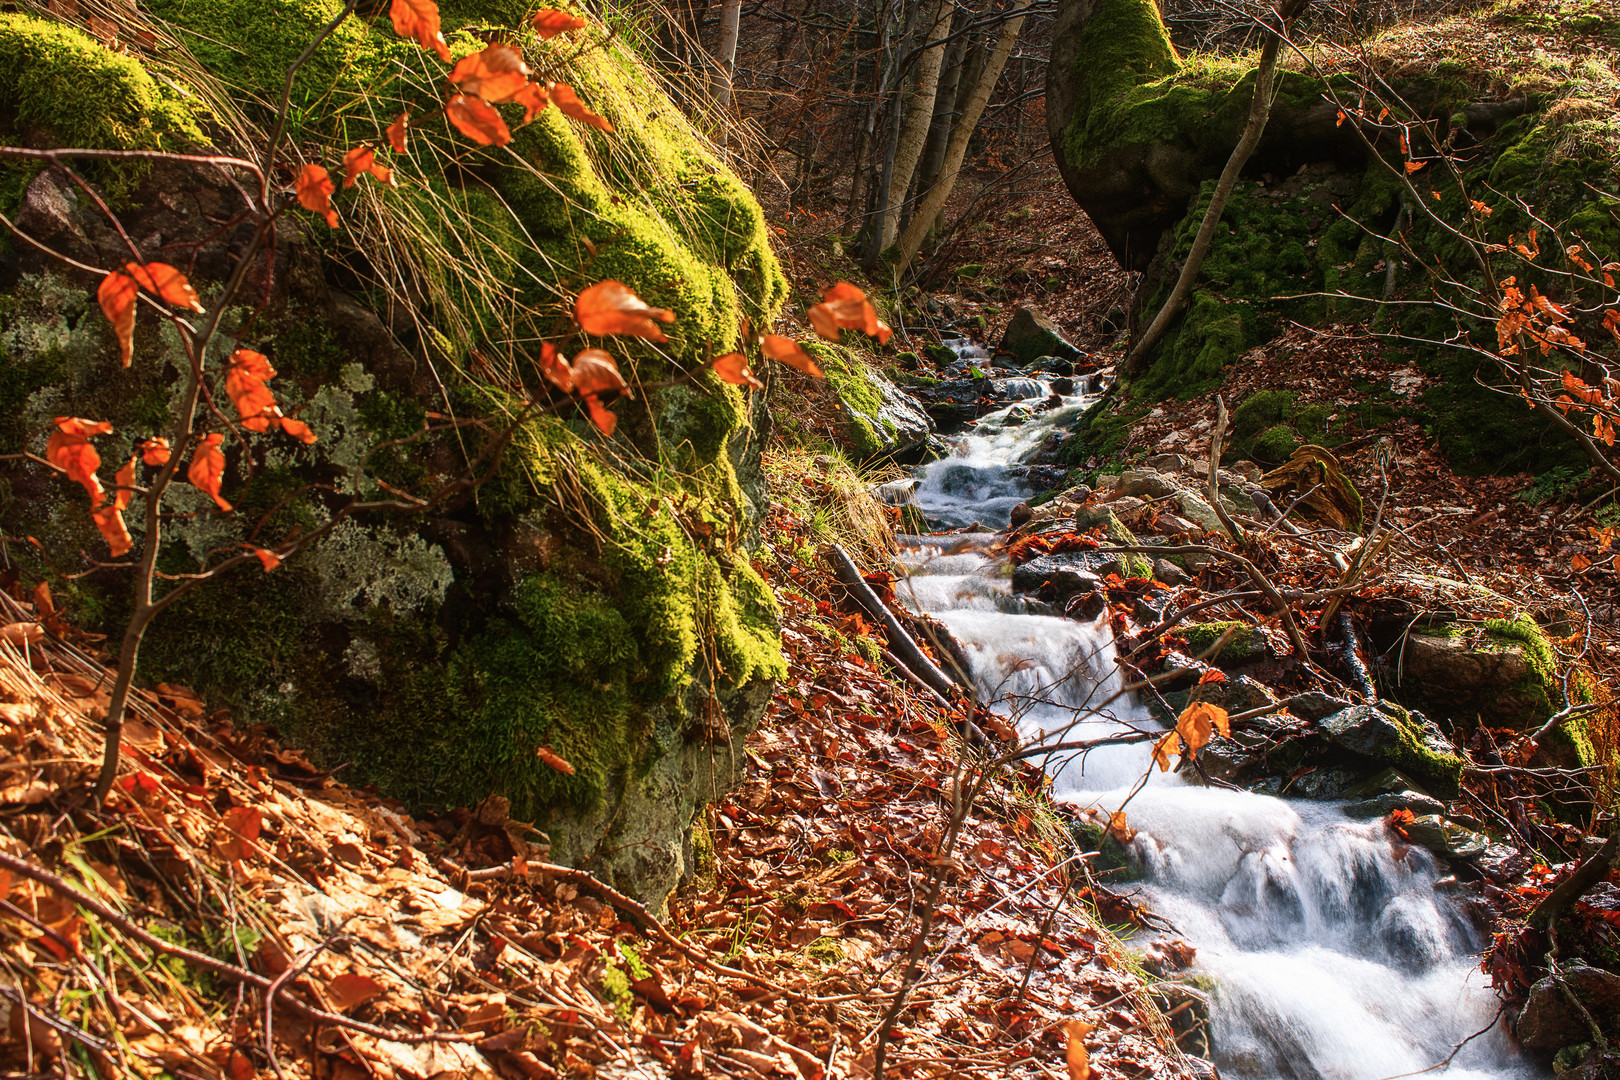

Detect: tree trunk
[876,0,954,250]
[713,0,743,109]
[912,23,969,224]
[894,0,1031,271]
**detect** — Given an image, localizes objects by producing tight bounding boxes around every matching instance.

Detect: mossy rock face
[1180,620,1273,666]
[1320,704,1464,798]
[803,341,933,462]
[1390,616,1563,730]
[0,6,787,907]
[1048,0,1618,475]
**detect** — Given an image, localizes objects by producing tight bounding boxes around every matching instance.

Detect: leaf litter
[0,506,1190,1077]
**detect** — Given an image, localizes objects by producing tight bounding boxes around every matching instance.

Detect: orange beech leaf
[532,8,585,36]
[583,394,616,436]
[296,164,338,228]
[386,112,410,153]
[341,146,395,189]
[92,502,132,558]
[538,342,573,392]
[511,81,550,125]
[226,348,278,428]
[1152,729,1181,772]
[254,548,282,572]
[278,416,317,445]
[126,262,205,312]
[1404,160,1426,174]
[112,456,136,512]
[570,348,628,397]
[446,94,511,147]
[46,417,112,504]
[535,744,575,773]
[1175,701,1230,755]
[98,271,138,367]
[1572,552,1593,572]
[575,280,674,340]
[808,281,891,345]
[1106,811,1134,843]
[712,351,764,390]
[549,82,612,131]
[187,433,232,513]
[138,437,170,466]
[759,334,823,377]
[449,43,530,103]
[1197,669,1227,684]
[389,0,450,60]
[1063,1019,1093,1080]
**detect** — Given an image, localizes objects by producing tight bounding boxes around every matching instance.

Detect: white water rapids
[889,362,1541,1080]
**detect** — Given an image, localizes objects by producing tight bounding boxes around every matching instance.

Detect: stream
[887,349,1541,1080]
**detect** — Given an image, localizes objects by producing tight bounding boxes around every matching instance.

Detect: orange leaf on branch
[97,271,138,367]
[446,94,511,147]
[138,437,170,466]
[126,263,205,312]
[46,417,112,504]
[1063,1019,1092,1080]
[583,394,616,437]
[341,146,396,188]
[92,455,136,556]
[549,83,612,131]
[575,280,674,340]
[295,164,339,228]
[254,548,282,572]
[386,112,410,153]
[712,352,764,390]
[187,433,232,513]
[760,334,823,377]
[532,8,586,36]
[389,0,450,60]
[807,281,891,345]
[1174,701,1230,756]
[225,349,319,444]
[538,342,573,392]
[511,82,550,125]
[450,43,530,103]
[570,348,628,397]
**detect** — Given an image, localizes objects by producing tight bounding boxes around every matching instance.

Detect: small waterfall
[890,346,1541,1080]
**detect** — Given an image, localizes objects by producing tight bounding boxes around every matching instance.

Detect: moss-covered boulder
[803,341,933,463]
[1047,0,1620,472]
[0,4,787,907]
[1319,704,1463,798]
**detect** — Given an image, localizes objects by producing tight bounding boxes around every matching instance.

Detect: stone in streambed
[1516,964,1620,1049]
[997,304,1083,365]
[1319,704,1464,798]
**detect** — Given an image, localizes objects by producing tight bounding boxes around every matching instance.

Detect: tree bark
[876,0,954,250]
[894,0,1030,270]
[712,0,743,110]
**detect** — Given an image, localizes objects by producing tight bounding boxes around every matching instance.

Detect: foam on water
[892,356,1540,1080]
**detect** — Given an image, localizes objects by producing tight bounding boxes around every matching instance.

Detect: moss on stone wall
[0,1,788,906]
[0,15,203,201]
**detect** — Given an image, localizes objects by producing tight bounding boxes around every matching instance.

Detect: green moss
[1071,822,1142,883]
[1181,620,1267,664]
[0,15,203,202]
[1381,704,1465,798]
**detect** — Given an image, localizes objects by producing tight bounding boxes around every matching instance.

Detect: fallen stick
[825,543,970,699]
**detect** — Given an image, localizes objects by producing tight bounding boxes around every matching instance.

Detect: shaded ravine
[885,358,1540,1080]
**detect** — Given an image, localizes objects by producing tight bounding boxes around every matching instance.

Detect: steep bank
[0,2,786,905]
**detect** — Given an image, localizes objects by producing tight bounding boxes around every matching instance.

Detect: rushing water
[890,368,1540,1080]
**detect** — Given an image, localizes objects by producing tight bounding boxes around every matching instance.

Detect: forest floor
[0,483,1192,1079]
